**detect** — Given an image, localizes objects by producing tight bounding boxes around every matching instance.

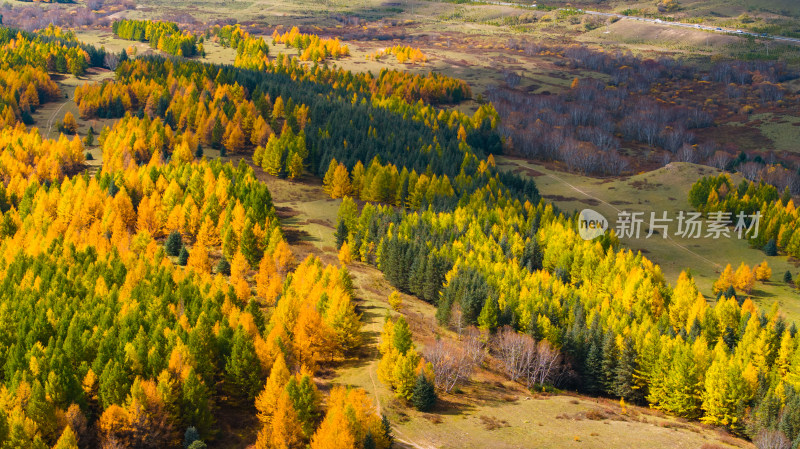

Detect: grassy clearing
[75,30,154,56]
[201,39,238,66]
[581,19,736,54]
[750,114,800,152]
[334,257,754,449]
[30,69,117,173]
[497,156,800,323]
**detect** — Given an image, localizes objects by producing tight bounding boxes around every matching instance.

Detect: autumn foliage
[272,27,349,62]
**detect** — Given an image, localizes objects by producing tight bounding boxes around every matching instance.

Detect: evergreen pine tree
[583,339,603,395]
[724,285,737,301]
[381,415,393,445]
[211,118,224,149]
[521,239,543,271]
[407,251,426,296]
[363,432,376,449]
[335,219,348,249]
[286,375,321,438]
[99,361,129,408]
[613,338,639,402]
[216,257,231,275]
[225,329,264,401]
[165,230,183,256]
[184,427,200,448]
[178,246,189,266]
[784,271,793,284]
[84,127,95,147]
[782,187,792,206]
[181,370,215,438]
[246,300,266,335]
[764,238,778,256]
[222,227,238,261]
[411,374,436,412]
[600,331,618,396]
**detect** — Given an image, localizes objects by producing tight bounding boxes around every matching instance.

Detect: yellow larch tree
[712,264,736,295]
[231,251,251,302]
[293,305,335,372]
[754,260,772,282]
[734,262,755,294]
[255,352,291,426]
[188,244,211,274]
[338,241,352,265]
[268,392,305,449]
[255,253,282,305]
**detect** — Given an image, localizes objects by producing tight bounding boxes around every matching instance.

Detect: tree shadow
[750,287,776,299]
[282,227,319,244]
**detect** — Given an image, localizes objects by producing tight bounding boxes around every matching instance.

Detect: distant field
[497,157,800,323]
[530,0,800,17]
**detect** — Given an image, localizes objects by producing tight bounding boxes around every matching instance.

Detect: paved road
[582,9,800,45]
[464,0,800,45]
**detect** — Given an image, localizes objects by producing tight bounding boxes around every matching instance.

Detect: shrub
[388,291,402,312]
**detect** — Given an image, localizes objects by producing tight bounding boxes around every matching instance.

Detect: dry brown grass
[479,415,510,431]
[423,414,443,424]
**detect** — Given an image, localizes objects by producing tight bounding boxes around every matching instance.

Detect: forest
[689,174,800,259]
[0,6,798,449]
[112,20,201,58]
[496,39,798,182]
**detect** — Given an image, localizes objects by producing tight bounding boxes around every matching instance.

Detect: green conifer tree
[225,329,263,401]
[411,374,436,412]
[178,246,190,266]
[392,317,413,354]
[165,230,183,257]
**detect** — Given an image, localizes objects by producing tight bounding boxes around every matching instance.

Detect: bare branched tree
[754,430,791,449]
[493,327,565,388]
[424,327,485,393]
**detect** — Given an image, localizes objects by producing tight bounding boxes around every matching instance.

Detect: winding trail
[46,93,71,137]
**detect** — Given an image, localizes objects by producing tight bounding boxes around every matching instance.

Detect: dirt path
[259,171,440,449]
[46,95,71,136]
